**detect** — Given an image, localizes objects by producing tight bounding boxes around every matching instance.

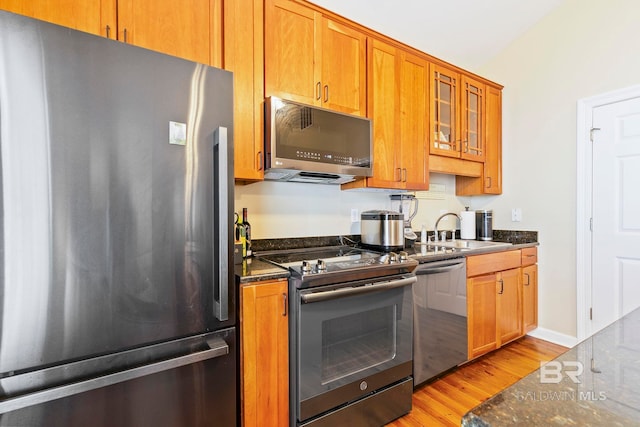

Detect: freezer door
[0,328,236,427]
[0,11,235,374]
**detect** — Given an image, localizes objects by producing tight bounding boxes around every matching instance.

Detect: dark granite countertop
[235,257,289,284]
[462,307,640,426]
[236,230,538,284]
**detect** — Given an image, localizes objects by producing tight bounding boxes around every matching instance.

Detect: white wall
[234,173,465,239]
[476,0,640,337]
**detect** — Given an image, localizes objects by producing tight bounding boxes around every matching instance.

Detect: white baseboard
[526,327,579,348]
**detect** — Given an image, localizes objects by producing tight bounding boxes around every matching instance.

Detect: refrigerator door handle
[0,337,229,415]
[214,126,229,321]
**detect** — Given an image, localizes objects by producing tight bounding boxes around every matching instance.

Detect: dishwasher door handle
[301,276,417,304]
[416,262,465,275]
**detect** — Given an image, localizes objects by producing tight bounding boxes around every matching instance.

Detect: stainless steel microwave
[264,96,372,184]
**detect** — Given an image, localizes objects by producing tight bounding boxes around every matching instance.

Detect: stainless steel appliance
[476,210,493,241]
[360,210,404,251]
[259,247,417,427]
[0,11,236,426]
[264,96,372,184]
[412,258,468,387]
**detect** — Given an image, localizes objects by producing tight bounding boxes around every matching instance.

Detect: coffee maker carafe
[390,194,419,244]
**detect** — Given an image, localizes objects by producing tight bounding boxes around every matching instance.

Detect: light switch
[511,208,522,222]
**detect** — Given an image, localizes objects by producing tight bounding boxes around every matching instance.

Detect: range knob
[398,251,408,262]
[316,259,327,271]
[388,252,398,263]
[301,260,312,273]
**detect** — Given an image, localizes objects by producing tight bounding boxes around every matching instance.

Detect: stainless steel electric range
[259,246,418,427]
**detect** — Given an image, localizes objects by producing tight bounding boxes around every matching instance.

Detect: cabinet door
[0,0,115,37]
[497,268,522,345]
[460,75,485,162]
[320,17,366,116]
[483,85,502,193]
[264,0,319,105]
[430,64,460,158]
[224,0,264,181]
[468,274,498,359]
[522,264,538,333]
[365,39,402,189]
[117,0,214,65]
[240,280,289,427]
[399,50,429,190]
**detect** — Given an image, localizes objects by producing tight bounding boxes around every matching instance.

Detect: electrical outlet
[511,208,522,222]
[351,208,359,222]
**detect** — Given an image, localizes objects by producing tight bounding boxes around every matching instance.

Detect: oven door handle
[301,276,417,304]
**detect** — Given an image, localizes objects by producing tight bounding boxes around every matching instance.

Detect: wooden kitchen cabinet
[467,250,523,359]
[240,279,289,427]
[342,38,429,191]
[0,0,115,37]
[521,246,538,333]
[430,64,485,162]
[0,0,220,66]
[456,84,502,195]
[264,0,367,116]
[222,0,265,182]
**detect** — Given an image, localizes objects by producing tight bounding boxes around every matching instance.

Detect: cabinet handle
[402,168,407,182]
[282,293,288,317]
[123,28,128,43]
[524,273,530,286]
[463,140,469,153]
[323,85,329,103]
[256,151,263,171]
[316,82,321,100]
[396,168,402,182]
[105,25,111,39]
[498,279,504,294]
[485,176,492,189]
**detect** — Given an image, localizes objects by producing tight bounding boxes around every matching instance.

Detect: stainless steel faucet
[434,212,461,241]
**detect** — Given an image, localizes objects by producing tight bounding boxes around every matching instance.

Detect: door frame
[576,84,640,341]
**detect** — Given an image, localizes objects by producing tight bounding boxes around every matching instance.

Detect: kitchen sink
[434,240,512,250]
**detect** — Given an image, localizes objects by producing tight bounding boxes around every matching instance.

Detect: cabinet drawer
[467,250,521,277]
[521,246,538,266]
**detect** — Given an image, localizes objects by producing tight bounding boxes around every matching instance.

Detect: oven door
[294,274,415,423]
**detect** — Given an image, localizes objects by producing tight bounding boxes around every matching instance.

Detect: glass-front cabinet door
[430,64,460,158]
[461,75,485,162]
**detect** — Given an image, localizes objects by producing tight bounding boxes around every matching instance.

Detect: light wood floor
[388,336,568,426]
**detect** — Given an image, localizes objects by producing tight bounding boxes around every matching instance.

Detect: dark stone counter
[462,307,640,426]
[235,257,289,284]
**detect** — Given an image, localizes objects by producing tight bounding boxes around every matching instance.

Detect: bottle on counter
[243,207,252,257]
[237,211,246,257]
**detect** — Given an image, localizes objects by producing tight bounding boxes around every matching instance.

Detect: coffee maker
[390,194,419,245]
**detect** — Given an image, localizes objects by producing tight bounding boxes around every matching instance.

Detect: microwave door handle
[301,276,417,304]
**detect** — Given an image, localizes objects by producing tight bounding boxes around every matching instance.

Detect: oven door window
[297,283,412,405]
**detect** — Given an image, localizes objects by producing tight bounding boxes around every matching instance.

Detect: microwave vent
[300,107,313,130]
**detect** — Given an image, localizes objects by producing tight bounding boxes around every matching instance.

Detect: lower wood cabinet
[467,249,536,360]
[240,278,289,427]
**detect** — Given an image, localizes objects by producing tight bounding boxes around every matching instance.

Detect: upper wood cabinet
[1,0,220,66]
[222,0,264,182]
[456,85,502,195]
[342,39,428,191]
[264,0,366,116]
[430,64,485,162]
[117,0,218,65]
[0,0,115,37]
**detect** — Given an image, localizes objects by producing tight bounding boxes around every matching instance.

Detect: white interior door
[591,97,640,334]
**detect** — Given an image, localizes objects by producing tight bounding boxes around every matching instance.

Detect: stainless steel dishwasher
[413,257,468,387]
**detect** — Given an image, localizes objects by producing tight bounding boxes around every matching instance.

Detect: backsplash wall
[234,173,477,239]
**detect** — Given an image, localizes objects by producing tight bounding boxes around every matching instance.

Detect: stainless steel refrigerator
[0,10,236,426]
